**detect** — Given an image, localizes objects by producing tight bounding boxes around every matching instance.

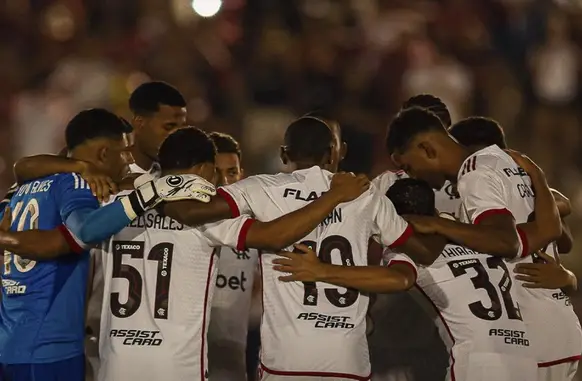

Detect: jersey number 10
[110,241,174,320]
[297,235,359,308]
[3,199,39,275]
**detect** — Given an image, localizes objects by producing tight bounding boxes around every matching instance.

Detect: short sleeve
[55,173,99,222]
[383,250,418,282]
[371,195,413,248]
[199,215,256,251]
[457,168,511,224]
[216,177,257,217]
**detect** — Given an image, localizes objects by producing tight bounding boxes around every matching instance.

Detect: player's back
[0,173,91,364]
[99,194,218,381]
[416,243,537,381]
[219,166,410,379]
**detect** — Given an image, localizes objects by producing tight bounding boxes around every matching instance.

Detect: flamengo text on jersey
[489,329,529,346]
[296,312,355,329]
[129,213,184,231]
[282,188,342,227]
[109,329,163,346]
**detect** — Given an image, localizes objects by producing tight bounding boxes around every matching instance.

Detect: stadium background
[1,0,582,379]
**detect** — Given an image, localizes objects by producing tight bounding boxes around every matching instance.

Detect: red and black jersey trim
[460,156,477,177]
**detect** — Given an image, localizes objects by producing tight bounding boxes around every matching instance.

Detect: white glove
[133,172,157,188]
[121,174,216,219]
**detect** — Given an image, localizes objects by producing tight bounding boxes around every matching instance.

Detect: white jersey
[218,166,412,379]
[98,191,253,381]
[524,243,582,367]
[455,145,582,366]
[208,246,258,381]
[409,244,537,381]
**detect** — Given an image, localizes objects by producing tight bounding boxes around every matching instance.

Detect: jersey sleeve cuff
[57,224,89,254]
[387,259,418,282]
[389,224,413,248]
[516,226,529,258]
[473,208,512,225]
[236,218,256,251]
[217,188,241,218]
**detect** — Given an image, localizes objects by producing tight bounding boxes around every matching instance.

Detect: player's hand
[402,215,440,234]
[79,162,118,203]
[329,172,370,202]
[155,174,216,203]
[273,243,326,282]
[0,206,11,232]
[504,149,544,178]
[514,251,575,289]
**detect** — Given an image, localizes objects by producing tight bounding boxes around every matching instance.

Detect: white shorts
[449,353,537,381]
[537,360,578,381]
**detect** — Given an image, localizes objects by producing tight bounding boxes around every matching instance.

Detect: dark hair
[158,127,216,170]
[401,94,452,128]
[448,117,507,149]
[284,117,333,162]
[209,132,241,159]
[129,81,186,116]
[386,178,435,216]
[385,107,446,155]
[65,108,133,150]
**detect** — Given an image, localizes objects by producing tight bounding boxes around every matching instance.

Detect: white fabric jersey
[455,144,582,367]
[218,166,412,379]
[208,246,259,381]
[98,191,254,381]
[407,244,537,381]
[526,243,582,368]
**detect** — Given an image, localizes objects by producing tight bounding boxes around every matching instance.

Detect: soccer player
[0,109,211,381]
[207,132,258,381]
[158,117,444,380]
[385,108,561,259]
[448,117,581,380]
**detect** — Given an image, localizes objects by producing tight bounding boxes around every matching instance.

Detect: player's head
[129,81,187,161]
[386,178,436,217]
[158,127,217,183]
[65,108,133,182]
[401,94,452,128]
[448,116,507,149]
[209,132,243,186]
[281,116,344,172]
[303,111,347,169]
[386,107,460,189]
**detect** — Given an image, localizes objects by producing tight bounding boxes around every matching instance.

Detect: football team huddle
[0,81,579,381]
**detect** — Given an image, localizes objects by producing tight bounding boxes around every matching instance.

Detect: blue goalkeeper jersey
[0,173,98,364]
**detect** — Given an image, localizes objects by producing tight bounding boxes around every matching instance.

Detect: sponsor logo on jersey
[109,329,163,346]
[489,328,530,346]
[216,271,247,291]
[1,279,26,295]
[296,312,355,329]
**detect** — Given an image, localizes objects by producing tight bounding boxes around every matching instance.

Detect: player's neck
[291,162,321,171]
[131,146,155,172]
[444,142,472,182]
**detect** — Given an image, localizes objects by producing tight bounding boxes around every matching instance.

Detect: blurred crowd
[2,0,582,374]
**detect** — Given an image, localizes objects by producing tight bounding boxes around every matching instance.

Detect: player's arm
[406,169,520,258]
[162,175,256,226]
[556,219,573,253]
[13,154,118,202]
[273,245,417,293]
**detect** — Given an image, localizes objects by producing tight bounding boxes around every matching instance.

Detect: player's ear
[97,145,109,164]
[132,115,144,131]
[240,167,245,179]
[280,146,289,165]
[340,141,347,161]
[419,141,437,159]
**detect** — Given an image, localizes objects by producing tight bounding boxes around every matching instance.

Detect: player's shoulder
[458,145,512,181]
[52,172,91,190]
[372,170,408,195]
